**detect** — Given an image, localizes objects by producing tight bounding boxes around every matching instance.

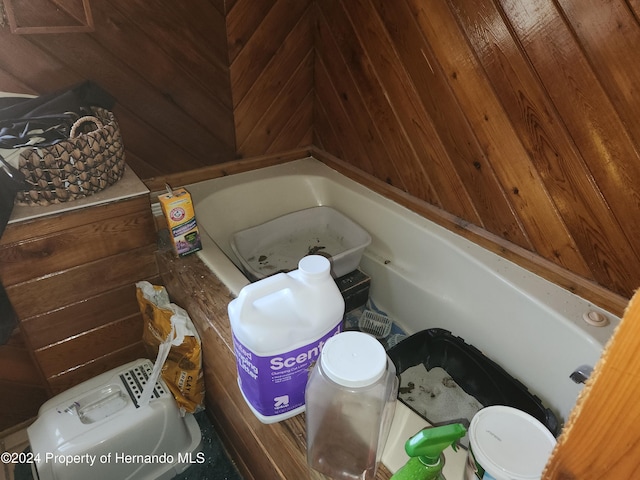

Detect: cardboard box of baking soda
[159,186,202,257]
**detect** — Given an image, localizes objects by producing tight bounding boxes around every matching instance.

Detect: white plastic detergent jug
[228,255,345,424]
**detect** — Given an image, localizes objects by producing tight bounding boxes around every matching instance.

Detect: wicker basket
[15,107,126,206]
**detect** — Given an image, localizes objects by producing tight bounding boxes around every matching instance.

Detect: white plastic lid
[298,255,330,278]
[469,406,557,480]
[320,331,387,388]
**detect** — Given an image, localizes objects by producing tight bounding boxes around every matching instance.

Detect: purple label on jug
[233,322,342,418]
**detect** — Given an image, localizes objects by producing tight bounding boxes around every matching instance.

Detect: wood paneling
[0,198,156,285]
[314,0,640,301]
[227,0,314,157]
[2,1,639,301]
[0,328,48,431]
[0,195,159,421]
[5,245,158,319]
[0,0,236,179]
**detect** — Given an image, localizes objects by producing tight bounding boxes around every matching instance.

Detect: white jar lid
[469,406,557,480]
[320,331,387,388]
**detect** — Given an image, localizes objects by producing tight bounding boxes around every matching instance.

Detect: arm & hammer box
[159,187,202,257]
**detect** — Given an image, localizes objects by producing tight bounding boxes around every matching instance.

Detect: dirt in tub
[247,229,345,275]
[399,365,483,447]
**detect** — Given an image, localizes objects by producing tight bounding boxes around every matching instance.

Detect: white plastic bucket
[466,406,557,480]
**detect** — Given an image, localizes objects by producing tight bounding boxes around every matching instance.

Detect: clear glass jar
[305,331,399,480]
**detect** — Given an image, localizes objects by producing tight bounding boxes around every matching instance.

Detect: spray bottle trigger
[405,423,467,464]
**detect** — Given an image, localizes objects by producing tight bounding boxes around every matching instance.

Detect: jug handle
[234,273,291,313]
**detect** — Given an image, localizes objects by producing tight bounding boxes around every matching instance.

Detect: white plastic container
[466,406,557,480]
[227,255,345,423]
[305,331,399,480]
[231,206,372,280]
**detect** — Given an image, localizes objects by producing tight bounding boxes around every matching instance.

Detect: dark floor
[15,411,243,480]
[173,411,243,480]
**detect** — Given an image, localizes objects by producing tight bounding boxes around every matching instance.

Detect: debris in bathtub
[398,381,415,395]
[399,365,483,447]
[307,245,326,255]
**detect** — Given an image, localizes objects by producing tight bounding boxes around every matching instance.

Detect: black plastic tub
[387,328,560,436]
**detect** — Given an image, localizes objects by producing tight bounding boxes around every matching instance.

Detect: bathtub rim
[153,149,628,318]
[181,153,626,315]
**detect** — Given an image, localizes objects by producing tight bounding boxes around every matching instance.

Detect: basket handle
[69,115,104,138]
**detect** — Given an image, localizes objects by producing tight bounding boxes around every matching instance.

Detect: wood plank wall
[1,1,639,304]
[314,0,640,303]
[0,0,236,179]
[226,0,314,157]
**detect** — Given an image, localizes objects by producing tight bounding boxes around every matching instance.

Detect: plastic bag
[136,281,205,414]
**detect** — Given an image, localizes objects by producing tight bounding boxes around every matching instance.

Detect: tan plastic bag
[136,281,205,414]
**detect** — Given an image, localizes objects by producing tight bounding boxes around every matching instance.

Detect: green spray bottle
[390,423,467,480]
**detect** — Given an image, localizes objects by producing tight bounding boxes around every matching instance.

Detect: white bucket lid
[469,406,557,480]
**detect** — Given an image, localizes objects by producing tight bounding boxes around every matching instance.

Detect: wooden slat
[234,7,314,149]
[2,0,92,33]
[142,148,311,192]
[0,380,48,432]
[0,204,156,286]
[381,1,591,275]
[0,331,42,386]
[323,0,438,198]
[226,0,277,63]
[313,59,379,177]
[315,3,408,192]
[105,1,232,112]
[269,89,314,154]
[238,50,313,156]
[21,281,154,350]
[371,0,531,248]
[47,342,148,394]
[5,245,159,319]
[35,314,144,378]
[25,35,226,163]
[0,329,49,430]
[229,0,311,107]
[558,0,640,149]
[0,27,80,93]
[342,0,481,223]
[0,0,236,178]
[1,195,151,245]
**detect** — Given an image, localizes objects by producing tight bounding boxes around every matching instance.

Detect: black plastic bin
[387,328,560,436]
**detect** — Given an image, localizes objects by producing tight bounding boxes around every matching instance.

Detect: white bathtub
[186,157,619,474]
